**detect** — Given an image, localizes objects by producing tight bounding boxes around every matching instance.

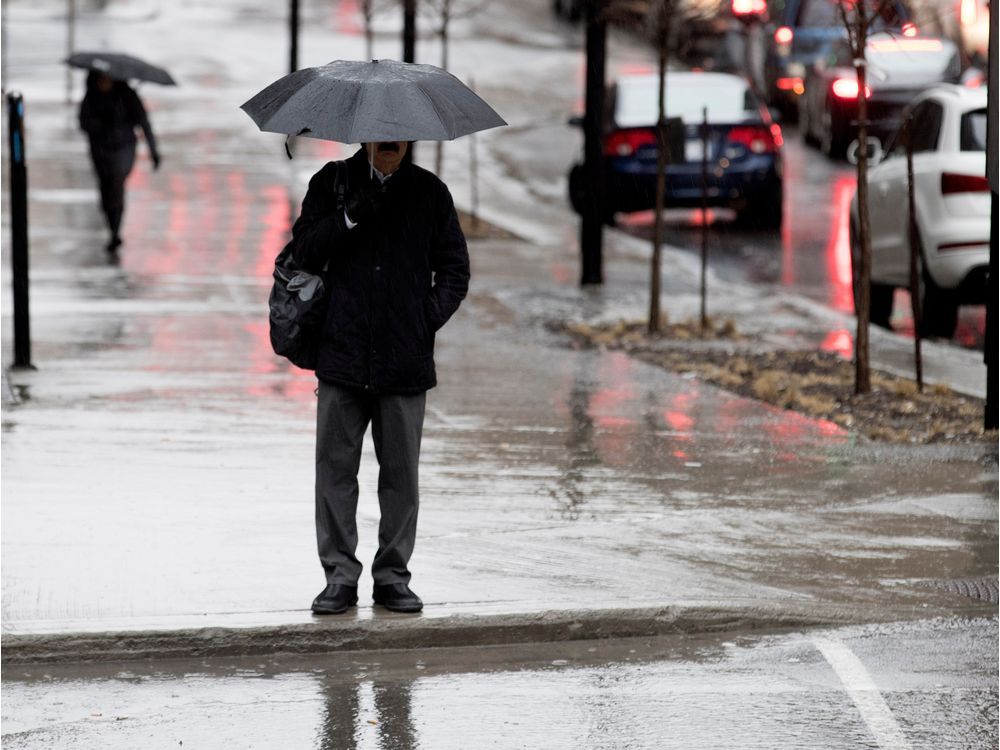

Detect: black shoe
[106,235,122,254]
[311,584,358,615]
[372,582,423,613]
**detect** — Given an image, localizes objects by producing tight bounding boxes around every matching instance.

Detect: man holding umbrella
[67,52,175,254]
[292,138,469,614]
[243,59,504,614]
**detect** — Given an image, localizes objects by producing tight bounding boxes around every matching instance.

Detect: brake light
[831,78,871,99]
[604,129,657,157]
[776,76,804,94]
[941,172,989,194]
[960,0,978,25]
[901,22,918,36]
[774,26,793,45]
[732,0,766,16]
[728,125,779,154]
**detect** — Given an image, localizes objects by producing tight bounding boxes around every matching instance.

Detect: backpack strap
[321,160,348,274]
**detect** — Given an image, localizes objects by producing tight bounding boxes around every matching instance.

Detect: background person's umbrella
[65,52,177,86]
[240,59,506,144]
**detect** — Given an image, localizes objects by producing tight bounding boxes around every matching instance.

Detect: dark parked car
[568,71,784,229]
[763,0,912,118]
[800,33,961,159]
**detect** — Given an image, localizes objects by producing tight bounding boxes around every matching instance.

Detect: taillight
[728,125,779,154]
[901,21,918,36]
[960,0,978,25]
[604,129,657,157]
[732,0,766,16]
[941,172,989,194]
[831,78,871,99]
[774,26,793,45]
[776,76,804,94]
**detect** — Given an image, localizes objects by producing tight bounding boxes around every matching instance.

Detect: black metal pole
[699,106,709,333]
[289,0,299,74]
[403,0,417,63]
[580,0,606,286]
[402,0,417,164]
[7,92,32,369]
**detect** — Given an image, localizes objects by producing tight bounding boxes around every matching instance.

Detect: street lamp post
[580,0,607,286]
[289,0,299,74]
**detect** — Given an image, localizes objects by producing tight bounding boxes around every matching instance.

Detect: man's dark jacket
[290,148,470,394]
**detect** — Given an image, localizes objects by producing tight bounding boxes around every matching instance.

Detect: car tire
[905,228,959,340]
[800,99,819,147]
[568,163,616,224]
[850,219,894,328]
[920,267,959,339]
[737,190,783,230]
[821,106,848,160]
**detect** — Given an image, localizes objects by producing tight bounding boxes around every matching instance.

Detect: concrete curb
[4,600,990,665]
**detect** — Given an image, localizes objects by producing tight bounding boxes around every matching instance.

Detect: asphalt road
[3,618,996,749]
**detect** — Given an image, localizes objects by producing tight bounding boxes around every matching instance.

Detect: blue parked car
[569,71,784,229]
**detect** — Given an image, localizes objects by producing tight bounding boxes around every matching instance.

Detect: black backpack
[268,161,346,370]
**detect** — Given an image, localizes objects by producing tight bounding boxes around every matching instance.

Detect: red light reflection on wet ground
[820,328,854,359]
[826,175,855,313]
[550,262,574,284]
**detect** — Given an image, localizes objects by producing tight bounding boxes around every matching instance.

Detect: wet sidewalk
[2,0,996,664]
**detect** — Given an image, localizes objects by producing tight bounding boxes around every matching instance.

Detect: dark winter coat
[78,74,159,163]
[290,148,470,394]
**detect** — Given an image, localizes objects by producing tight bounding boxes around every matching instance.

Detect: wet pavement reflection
[2,618,996,749]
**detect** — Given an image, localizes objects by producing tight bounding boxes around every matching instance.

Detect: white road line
[812,635,913,750]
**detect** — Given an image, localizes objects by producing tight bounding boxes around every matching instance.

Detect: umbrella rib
[412,83,454,141]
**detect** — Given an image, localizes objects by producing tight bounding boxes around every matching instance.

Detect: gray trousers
[315,381,426,586]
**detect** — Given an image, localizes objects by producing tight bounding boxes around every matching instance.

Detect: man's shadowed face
[365,141,410,176]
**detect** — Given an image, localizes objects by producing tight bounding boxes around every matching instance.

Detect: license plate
[684,140,705,162]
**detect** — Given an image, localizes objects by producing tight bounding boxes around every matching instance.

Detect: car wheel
[737,190,783,230]
[919,267,959,339]
[800,99,819,147]
[821,107,847,160]
[850,219,894,328]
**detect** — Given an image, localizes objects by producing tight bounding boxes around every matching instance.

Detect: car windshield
[615,76,756,127]
[865,38,960,79]
[960,108,987,151]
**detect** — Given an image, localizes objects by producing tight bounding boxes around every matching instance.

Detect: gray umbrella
[65,52,177,86]
[240,59,506,144]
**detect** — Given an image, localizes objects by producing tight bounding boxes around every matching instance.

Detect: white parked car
[849,84,989,338]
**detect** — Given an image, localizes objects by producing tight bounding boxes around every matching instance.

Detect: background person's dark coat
[290,148,470,394]
[78,74,160,237]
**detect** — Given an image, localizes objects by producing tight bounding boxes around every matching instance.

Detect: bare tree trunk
[648,1,670,334]
[853,4,872,394]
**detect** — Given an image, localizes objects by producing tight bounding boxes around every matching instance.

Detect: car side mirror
[567,115,584,128]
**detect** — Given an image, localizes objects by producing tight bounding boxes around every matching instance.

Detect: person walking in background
[291,141,470,615]
[78,71,160,254]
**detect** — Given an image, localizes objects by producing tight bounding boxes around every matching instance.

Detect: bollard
[7,92,33,369]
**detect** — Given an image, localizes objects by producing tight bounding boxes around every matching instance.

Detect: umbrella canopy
[240,59,506,144]
[65,52,177,86]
